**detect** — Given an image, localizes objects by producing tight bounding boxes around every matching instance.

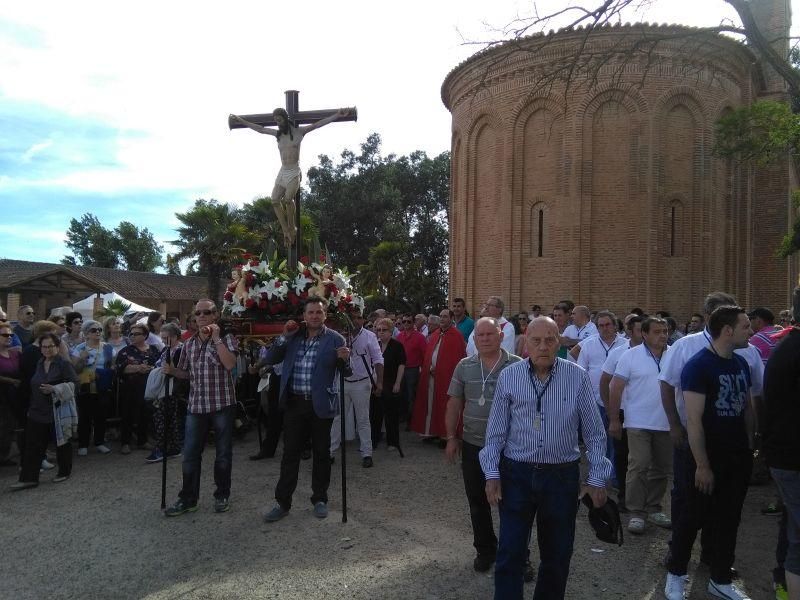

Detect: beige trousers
[625,428,672,517]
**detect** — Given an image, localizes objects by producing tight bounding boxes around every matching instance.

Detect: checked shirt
[177,333,238,414]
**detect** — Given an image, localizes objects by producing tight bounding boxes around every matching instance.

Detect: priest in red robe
[411,309,466,438]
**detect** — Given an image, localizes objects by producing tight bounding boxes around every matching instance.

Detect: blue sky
[0,0,767,268]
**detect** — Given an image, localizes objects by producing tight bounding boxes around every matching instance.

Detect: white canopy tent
[72,292,156,320]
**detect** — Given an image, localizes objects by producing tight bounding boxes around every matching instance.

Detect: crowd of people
[1,288,799,600]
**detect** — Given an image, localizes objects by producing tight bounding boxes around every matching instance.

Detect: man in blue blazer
[262,296,350,520]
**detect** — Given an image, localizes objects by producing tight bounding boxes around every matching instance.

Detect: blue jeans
[495,457,580,600]
[179,405,234,504]
[772,468,800,576]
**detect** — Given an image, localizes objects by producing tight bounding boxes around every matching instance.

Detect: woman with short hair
[146,312,165,350]
[116,323,159,454]
[11,333,79,489]
[370,317,406,452]
[61,312,84,351]
[71,320,112,456]
[102,316,128,360]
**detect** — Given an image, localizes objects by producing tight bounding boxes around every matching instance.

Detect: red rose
[299,255,309,264]
[245,298,256,309]
[319,253,326,262]
[274,281,282,288]
[242,252,253,260]
[258,299,268,309]
[224,291,233,301]
[345,294,352,303]
[250,260,259,267]
[260,292,268,299]
[227,283,236,292]
[303,269,312,277]
[299,290,308,299]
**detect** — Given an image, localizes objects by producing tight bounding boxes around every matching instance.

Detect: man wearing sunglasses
[163,299,238,516]
[14,305,35,349]
[397,313,427,422]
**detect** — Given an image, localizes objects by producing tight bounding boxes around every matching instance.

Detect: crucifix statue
[229,90,357,264]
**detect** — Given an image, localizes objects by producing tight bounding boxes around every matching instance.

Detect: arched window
[530,202,547,258]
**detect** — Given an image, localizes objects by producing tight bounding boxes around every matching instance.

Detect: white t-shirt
[563,321,598,343]
[658,329,764,426]
[614,343,671,431]
[466,317,515,357]
[577,334,628,405]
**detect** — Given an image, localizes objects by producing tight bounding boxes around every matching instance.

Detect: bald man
[480,317,613,599]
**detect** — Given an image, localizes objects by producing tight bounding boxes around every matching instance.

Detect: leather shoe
[249,450,273,461]
[362,456,373,468]
[9,481,38,491]
[473,554,495,572]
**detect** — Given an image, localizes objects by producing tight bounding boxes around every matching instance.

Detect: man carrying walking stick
[162,299,238,516]
[260,296,351,522]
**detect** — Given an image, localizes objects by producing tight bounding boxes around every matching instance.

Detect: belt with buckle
[530,460,579,470]
[344,377,369,383]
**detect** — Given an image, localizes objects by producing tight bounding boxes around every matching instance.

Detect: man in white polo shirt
[561,305,598,348]
[600,314,644,511]
[609,316,672,534]
[466,296,515,357]
[659,292,763,582]
[573,310,627,456]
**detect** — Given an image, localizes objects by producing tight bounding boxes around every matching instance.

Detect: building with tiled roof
[0,259,225,320]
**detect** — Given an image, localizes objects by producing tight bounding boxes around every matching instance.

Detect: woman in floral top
[116,323,160,454]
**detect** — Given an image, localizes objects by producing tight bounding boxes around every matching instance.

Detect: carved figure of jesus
[230,107,353,247]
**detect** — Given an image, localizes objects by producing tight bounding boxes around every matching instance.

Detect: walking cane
[161,348,172,510]
[339,362,347,523]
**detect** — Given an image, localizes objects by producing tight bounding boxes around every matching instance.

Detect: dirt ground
[0,431,783,599]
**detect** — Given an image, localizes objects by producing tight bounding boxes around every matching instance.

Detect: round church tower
[442,23,795,319]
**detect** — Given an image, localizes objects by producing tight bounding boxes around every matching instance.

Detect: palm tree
[96,298,131,318]
[357,241,405,299]
[171,199,261,303]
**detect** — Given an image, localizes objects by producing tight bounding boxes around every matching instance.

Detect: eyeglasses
[40,344,56,349]
[194,309,216,316]
[87,328,102,333]
[130,332,146,337]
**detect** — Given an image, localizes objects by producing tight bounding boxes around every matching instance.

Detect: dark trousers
[20,419,71,482]
[613,410,629,500]
[77,392,106,448]
[667,446,752,584]
[121,386,148,447]
[370,391,401,449]
[178,405,234,504]
[275,394,333,510]
[401,367,420,419]
[462,441,498,558]
[257,374,283,457]
[495,457,580,600]
[153,395,182,454]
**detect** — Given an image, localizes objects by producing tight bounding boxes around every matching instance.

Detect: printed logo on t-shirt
[715,371,748,417]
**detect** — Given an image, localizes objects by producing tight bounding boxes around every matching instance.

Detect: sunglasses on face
[402,319,412,324]
[87,328,102,333]
[194,310,216,316]
[0,333,12,338]
[40,344,56,350]
[130,332,146,337]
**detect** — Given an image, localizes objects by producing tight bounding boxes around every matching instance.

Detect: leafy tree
[171,199,261,302]
[64,213,119,268]
[63,213,164,271]
[114,222,164,271]
[305,134,450,311]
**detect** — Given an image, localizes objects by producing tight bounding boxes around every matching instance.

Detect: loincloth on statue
[273,165,302,192]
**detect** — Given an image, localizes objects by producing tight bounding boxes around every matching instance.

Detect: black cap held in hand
[581,493,624,546]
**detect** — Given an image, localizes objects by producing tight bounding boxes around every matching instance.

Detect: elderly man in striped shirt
[480,316,613,600]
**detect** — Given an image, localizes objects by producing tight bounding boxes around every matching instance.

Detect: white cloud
[20,139,53,162]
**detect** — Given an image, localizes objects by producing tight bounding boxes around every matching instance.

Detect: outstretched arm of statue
[300,107,353,134]
[230,114,278,137]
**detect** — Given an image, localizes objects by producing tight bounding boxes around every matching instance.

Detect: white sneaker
[664,573,687,600]
[95,445,111,454]
[77,447,88,457]
[708,580,751,600]
[627,516,646,534]
[40,459,55,470]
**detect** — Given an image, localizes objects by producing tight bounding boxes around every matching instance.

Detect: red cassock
[410,327,466,437]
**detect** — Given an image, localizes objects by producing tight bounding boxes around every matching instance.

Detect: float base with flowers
[222,252,364,336]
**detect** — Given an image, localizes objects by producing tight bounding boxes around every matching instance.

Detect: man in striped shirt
[480,317,613,600]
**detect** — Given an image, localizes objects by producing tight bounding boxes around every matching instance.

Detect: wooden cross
[229,90,358,268]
